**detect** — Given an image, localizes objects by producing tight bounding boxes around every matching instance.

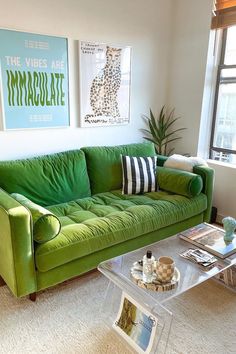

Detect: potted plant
[141,106,186,156]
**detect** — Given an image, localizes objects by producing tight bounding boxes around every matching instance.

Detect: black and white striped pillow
[121,155,158,195]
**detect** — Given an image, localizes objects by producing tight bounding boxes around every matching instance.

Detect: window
[210,25,236,164]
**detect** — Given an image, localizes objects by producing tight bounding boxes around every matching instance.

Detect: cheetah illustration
[85,46,122,122]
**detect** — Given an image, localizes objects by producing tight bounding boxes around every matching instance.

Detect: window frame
[209,27,236,160]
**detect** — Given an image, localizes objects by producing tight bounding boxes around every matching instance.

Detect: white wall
[0,0,173,160]
[167,0,213,156]
[167,0,236,220]
[208,161,236,220]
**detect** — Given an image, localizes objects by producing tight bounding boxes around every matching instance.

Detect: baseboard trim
[216,213,225,224]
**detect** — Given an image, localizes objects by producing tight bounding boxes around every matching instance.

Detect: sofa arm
[157,155,214,222]
[0,188,37,297]
[193,165,214,222]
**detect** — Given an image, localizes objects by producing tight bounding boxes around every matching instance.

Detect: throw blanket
[164,154,208,172]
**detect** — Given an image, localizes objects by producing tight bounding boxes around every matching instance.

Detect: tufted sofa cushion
[35,190,207,272]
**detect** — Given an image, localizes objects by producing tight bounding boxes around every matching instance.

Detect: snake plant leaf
[165,116,182,130]
[140,105,186,156]
[165,108,175,123]
[150,109,158,132]
[149,112,162,141]
[164,127,187,140]
[142,113,163,150]
[148,119,159,141]
[141,114,150,122]
[160,107,172,130]
[167,147,175,155]
[140,128,152,136]
[143,137,158,145]
[165,136,182,144]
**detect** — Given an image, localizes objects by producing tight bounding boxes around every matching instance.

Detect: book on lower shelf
[113,292,159,354]
[179,223,236,259]
[214,264,236,288]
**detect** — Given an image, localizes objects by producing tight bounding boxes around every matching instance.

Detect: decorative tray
[131,261,180,292]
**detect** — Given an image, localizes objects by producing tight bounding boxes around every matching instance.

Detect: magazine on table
[113,292,159,354]
[179,248,217,269]
[179,223,236,259]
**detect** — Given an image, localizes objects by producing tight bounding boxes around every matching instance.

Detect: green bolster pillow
[11,193,61,243]
[157,167,203,198]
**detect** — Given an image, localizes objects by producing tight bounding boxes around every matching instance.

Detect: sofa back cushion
[0,150,91,206]
[82,142,156,194]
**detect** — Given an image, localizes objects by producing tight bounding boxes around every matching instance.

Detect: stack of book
[179,223,236,259]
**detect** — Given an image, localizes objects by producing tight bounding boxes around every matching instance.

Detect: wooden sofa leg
[0,276,6,286]
[29,292,37,302]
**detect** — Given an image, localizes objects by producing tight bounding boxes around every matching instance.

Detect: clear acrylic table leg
[100,279,173,354]
[213,265,236,293]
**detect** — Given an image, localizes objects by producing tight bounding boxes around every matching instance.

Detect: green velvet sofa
[0,142,214,299]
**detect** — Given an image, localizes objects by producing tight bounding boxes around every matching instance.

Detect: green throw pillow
[11,193,61,243]
[157,167,203,198]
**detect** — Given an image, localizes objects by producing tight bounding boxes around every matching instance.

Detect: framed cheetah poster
[79,41,131,127]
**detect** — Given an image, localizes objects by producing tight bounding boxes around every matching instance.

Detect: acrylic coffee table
[98,231,236,354]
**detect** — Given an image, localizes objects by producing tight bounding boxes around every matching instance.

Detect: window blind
[212,0,236,29]
[215,0,236,11]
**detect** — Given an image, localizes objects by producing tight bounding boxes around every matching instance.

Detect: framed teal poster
[0,29,69,130]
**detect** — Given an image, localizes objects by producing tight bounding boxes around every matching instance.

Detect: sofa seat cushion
[35,190,207,272]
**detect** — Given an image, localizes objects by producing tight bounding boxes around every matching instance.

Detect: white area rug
[0,271,235,354]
